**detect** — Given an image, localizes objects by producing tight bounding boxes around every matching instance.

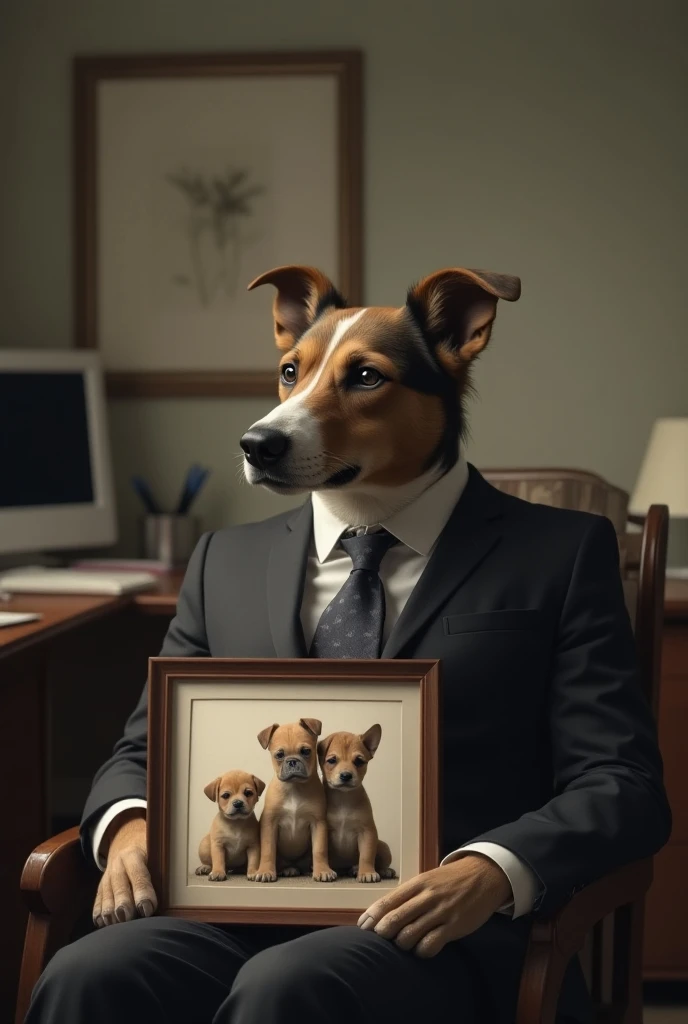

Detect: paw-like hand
[357,870,381,883]
[280,866,301,877]
[380,867,397,879]
[93,812,157,929]
[313,866,337,882]
[209,871,227,881]
[195,865,211,876]
[253,867,278,882]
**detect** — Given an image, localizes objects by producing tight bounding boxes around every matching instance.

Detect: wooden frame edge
[147,657,440,924]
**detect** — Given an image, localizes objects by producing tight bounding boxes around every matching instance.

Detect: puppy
[195,770,264,881]
[318,725,395,883]
[254,718,336,883]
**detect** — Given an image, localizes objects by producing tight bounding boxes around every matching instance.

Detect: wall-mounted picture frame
[73,51,363,399]
[147,657,440,925]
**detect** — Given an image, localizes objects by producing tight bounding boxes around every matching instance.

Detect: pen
[131,476,161,515]
[176,465,211,515]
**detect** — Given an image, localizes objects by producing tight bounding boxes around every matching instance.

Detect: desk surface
[2,574,687,661]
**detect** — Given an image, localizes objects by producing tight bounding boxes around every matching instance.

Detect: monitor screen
[0,371,95,509]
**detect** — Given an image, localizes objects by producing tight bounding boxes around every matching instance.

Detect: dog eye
[326,756,337,765]
[221,792,230,799]
[353,756,366,766]
[300,747,311,757]
[275,751,285,760]
[244,789,253,797]
[280,363,297,386]
[356,367,384,389]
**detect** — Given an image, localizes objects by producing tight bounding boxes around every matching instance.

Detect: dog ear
[360,724,382,758]
[252,775,266,798]
[406,268,521,374]
[299,717,323,738]
[257,723,279,749]
[204,776,222,802]
[248,265,347,351]
[317,734,334,761]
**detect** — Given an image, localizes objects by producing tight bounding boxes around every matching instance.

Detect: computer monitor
[0,349,117,556]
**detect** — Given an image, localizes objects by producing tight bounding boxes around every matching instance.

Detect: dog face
[241,265,520,498]
[204,770,265,819]
[317,724,382,790]
[257,718,322,783]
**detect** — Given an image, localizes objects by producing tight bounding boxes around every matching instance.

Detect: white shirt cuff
[91,798,147,870]
[440,841,540,919]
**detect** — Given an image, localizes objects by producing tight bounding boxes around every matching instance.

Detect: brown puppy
[254,718,336,883]
[196,770,264,881]
[318,725,395,883]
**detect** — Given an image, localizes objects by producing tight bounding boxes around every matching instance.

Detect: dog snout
[232,799,244,809]
[240,427,290,470]
[339,771,353,782]
[287,758,300,769]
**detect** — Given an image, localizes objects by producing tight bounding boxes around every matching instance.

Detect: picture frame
[147,657,441,925]
[73,51,363,399]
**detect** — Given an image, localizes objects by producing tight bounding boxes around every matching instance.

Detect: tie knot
[340,529,398,573]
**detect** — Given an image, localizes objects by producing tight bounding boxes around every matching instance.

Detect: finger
[414,924,450,959]
[357,876,425,929]
[99,871,115,927]
[93,878,104,928]
[124,850,158,916]
[109,857,135,923]
[393,908,447,951]
[373,892,435,940]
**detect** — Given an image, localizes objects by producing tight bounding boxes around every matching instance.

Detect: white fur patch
[243,310,367,489]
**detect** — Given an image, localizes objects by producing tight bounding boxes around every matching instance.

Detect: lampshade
[629,417,688,517]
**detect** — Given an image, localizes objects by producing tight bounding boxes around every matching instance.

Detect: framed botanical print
[147,658,441,925]
[73,52,363,398]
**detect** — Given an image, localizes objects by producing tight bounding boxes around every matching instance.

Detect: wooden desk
[0,576,179,1024]
[1,576,686,1021]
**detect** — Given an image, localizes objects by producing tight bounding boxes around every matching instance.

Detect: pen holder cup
[140,515,200,567]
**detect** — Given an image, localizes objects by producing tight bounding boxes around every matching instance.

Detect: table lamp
[629,417,688,578]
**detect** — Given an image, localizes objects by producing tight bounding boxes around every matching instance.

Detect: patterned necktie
[309,529,398,659]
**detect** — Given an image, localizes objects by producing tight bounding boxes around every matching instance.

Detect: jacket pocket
[443,609,546,636]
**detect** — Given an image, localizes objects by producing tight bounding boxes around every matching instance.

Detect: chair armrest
[531,857,653,957]
[20,827,98,917]
[516,859,653,1024]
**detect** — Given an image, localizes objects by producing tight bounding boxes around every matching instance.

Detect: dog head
[317,724,382,790]
[257,718,322,783]
[204,770,265,819]
[241,265,520,513]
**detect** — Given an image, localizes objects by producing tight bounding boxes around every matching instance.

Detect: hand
[93,809,157,927]
[357,854,512,958]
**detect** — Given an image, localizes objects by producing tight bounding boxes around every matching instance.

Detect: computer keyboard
[0,567,158,596]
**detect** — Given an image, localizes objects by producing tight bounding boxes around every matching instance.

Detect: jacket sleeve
[79,532,214,854]
[469,514,672,915]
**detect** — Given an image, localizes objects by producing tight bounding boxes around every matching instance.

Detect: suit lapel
[382,466,506,658]
[267,499,313,658]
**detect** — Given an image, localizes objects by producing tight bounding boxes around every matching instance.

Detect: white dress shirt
[93,455,539,918]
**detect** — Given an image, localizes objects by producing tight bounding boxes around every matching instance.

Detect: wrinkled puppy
[196,770,264,881]
[318,724,395,882]
[254,718,336,883]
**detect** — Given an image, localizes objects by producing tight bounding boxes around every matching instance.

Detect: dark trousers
[25,919,478,1023]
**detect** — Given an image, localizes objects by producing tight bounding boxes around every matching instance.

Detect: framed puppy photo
[147,658,440,925]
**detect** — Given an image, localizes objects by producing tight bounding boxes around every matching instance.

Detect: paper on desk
[0,611,43,628]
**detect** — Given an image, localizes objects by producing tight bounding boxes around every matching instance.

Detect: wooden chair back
[482,469,668,1024]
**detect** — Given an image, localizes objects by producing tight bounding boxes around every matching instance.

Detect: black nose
[232,799,244,809]
[339,771,353,782]
[287,759,299,769]
[240,427,290,470]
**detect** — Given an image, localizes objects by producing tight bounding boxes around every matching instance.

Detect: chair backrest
[483,467,630,534]
[482,467,668,1022]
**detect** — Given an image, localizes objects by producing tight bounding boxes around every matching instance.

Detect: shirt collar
[311,455,470,563]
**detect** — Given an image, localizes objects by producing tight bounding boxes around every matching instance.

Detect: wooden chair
[13,503,669,1024]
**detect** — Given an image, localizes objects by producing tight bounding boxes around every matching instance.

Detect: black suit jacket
[82,466,671,1022]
